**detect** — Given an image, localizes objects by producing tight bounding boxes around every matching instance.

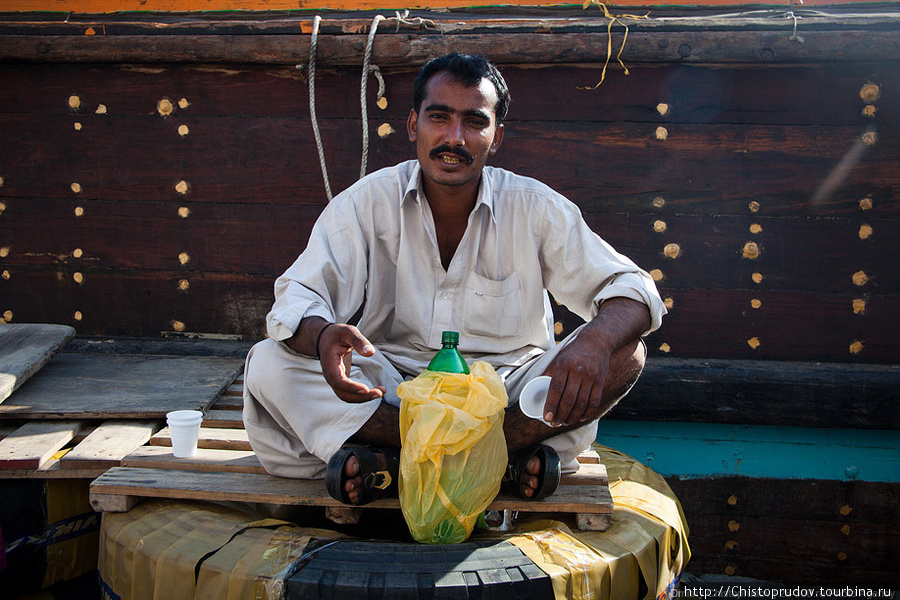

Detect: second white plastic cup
[518,376,553,426]
[166,410,203,458]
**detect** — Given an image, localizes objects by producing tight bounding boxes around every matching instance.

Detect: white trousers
[242,331,607,479]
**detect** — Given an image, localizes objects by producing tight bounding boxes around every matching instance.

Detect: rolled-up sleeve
[592,271,667,335]
[541,194,666,337]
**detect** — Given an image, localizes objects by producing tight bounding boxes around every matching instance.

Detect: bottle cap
[441,331,460,344]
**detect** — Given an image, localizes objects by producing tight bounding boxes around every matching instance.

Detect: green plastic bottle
[426,331,470,374]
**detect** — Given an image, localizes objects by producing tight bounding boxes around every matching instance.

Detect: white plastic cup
[518,376,553,426]
[166,410,203,458]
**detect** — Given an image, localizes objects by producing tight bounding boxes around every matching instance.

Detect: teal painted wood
[595,420,900,483]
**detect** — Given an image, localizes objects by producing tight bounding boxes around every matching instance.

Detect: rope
[307,15,333,201]
[360,14,386,179]
[306,12,436,197]
[785,11,805,43]
[579,0,649,90]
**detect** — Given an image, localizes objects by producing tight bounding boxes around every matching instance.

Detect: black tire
[287,539,553,599]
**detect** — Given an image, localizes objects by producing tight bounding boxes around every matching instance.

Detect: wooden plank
[0,354,244,418]
[123,444,264,473]
[6,196,900,292]
[0,323,75,402]
[60,419,161,470]
[149,426,251,451]
[4,266,899,364]
[123,446,605,481]
[0,455,108,479]
[223,380,243,396]
[89,466,611,515]
[1,28,898,65]
[201,410,244,428]
[211,394,243,411]
[615,358,900,429]
[0,270,273,342]
[4,61,894,130]
[559,461,607,486]
[0,420,83,469]
[3,112,897,209]
[2,0,886,14]
[667,476,900,587]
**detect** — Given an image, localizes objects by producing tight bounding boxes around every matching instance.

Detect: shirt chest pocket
[463,271,524,338]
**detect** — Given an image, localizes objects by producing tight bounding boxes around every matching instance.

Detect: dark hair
[413,53,511,123]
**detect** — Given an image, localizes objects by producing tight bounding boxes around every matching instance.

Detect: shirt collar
[402,161,498,223]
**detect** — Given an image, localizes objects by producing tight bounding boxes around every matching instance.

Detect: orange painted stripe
[0,0,890,12]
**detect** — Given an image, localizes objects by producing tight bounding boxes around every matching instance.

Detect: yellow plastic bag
[397,360,508,544]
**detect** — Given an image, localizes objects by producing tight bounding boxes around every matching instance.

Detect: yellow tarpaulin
[508,444,690,600]
[98,500,343,600]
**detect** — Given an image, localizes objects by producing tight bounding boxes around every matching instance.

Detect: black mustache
[429,145,474,165]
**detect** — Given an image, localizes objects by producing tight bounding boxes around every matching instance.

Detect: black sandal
[325,445,401,506]
[501,444,561,501]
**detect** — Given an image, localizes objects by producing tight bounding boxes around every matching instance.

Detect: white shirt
[267,160,666,375]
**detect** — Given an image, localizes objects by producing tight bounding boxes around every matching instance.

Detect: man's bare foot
[343,451,388,505]
[501,444,561,501]
[520,455,541,498]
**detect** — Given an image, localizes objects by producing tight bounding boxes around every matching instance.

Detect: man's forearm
[580,297,651,354]
[285,316,330,357]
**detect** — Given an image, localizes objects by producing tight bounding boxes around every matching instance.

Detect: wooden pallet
[0,376,245,479]
[90,376,612,531]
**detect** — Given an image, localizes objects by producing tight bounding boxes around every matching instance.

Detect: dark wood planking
[667,476,900,587]
[612,357,900,429]
[0,353,243,419]
[0,197,319,273]
[1,62,895,126]
[3,28,900,65]
[0,270,274,338]
[3,265,898,362]
[647,289,900,362]
[5,203,898,307]
[1,112,895,209]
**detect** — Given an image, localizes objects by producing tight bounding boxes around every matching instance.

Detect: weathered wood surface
[0,420,83,469]
[2,12,900,64]
[149,425,251,451]
[613,358,900,429]
[90,459,612,525]
[667,475,900,587]
[0,323,75,402]
[0,0,892,15]
[0,353,243,418]
[125,444,263,473]
[60,419,159,470]
[1,46,897,367]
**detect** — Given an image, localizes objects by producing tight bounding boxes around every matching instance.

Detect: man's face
[407,71,504,197]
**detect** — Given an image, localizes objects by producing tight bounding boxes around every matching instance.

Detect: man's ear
[489,123,504,155]
[407,109,418,142]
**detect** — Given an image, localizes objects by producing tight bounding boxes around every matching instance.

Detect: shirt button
[440,291,449,299]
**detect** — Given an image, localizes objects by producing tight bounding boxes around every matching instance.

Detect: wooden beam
[2,28,899,65]
[89,465,612,517]
[0,323,75,402]
[613,358,900,429]
[149,426,251,451]
[0,420,83,469]
[60,419,160,470]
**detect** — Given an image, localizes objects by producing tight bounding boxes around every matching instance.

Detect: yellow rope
[580,0,649,90]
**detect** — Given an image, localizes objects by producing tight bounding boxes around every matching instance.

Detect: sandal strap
[367,469,393,490]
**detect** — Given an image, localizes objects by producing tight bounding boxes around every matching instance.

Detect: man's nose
[444,117,465,146]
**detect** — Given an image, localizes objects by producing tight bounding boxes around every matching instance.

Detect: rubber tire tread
[287,539,552,599]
